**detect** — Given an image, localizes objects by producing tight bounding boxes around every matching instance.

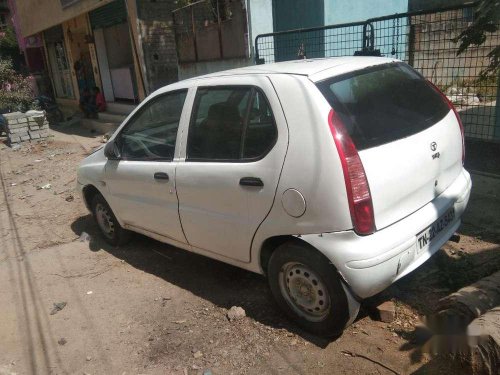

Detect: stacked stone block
[2,111,50,146]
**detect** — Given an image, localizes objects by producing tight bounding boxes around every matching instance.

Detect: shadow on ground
[365,242,500,374]
[71,213,500,354]
[71,214,333,348]
[364,171,500,373]
[50,122,102,139]
[465,138,500,176]
[69,169,500,359]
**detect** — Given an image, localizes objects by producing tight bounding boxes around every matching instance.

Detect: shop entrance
[63,14,96,99]
[90,0,137,103]
[44,26,74,99]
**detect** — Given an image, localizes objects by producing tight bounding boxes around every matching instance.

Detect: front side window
[119,90,187,160]
[187,86,277,161]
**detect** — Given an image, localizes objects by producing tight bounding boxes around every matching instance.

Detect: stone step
[105,102,136,116]
[98,111,127,124]
[81,118,120,135]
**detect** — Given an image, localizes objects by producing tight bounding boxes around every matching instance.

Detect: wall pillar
[136,0,179,93]
[125,0,147,101]
[494,71,500,140]
[86,13,103,94]
[62,18,82,103]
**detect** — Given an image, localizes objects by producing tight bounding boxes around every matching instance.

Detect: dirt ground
[1,126,499,375]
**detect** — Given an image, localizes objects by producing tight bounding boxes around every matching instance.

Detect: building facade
[16,0,492,110]
[14,0,182,106]
[172,0,250,79]
[13,0,414,105]
[171,0,408,79]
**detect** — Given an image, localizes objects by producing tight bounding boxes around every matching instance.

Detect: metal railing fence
[255,3,500,142]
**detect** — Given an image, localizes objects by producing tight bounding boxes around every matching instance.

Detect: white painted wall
[248,0,274,57]
[103,23,134,69]
[325,0,407,24]
[323,0,409,58]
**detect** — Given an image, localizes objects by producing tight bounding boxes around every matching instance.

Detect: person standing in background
[94,87,106,113]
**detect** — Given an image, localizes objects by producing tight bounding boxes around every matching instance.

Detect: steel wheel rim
[278,262,331,322]
[95,203,115,239]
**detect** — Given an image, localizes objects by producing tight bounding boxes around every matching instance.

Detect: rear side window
[316,63,450,150]
[187,86,277,161]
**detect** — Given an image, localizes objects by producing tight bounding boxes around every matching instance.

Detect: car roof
[187,56,397,80]
[152,56,399,95]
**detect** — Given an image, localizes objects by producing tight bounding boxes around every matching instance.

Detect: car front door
[104,89,189,244]
[176,76,288,262]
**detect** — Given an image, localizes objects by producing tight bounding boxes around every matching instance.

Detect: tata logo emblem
[430,142,438,151]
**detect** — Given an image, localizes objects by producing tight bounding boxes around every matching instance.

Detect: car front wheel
[91,193,131,246]
[268,241,351,337]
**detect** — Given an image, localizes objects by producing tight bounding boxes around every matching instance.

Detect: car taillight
[427,80,465,164]
[328,109,375,235]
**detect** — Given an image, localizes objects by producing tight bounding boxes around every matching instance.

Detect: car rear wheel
[268,241,350,337]
[91,193,131,246]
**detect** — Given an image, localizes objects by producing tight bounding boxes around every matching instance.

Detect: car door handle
[239,177,264,187]
[154,172,169,181]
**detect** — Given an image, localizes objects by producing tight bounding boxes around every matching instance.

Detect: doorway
[64,14,96,98]
[93,23,136,102]
[44,26,74,99]
[90,0,137,103]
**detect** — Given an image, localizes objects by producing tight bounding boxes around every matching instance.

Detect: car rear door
[315,62,464,230]
[104,90,189,243]
[175,75,288,262]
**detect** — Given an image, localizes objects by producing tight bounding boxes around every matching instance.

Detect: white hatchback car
[78,57,471,336]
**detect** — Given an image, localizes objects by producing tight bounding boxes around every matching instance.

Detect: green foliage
[0,58,35,112]
[454,0,500,79]
[0,25,19,50]
[174,0,192,8]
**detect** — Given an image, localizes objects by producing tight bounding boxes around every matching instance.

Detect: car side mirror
[104,139,121,160]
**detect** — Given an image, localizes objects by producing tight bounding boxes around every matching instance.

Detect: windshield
[316,62,450,150]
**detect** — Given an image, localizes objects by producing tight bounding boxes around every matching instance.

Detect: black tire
[91,193,131,246]
[268,241,350,337]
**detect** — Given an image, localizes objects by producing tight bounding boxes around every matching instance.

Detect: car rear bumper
[301,168,472,299]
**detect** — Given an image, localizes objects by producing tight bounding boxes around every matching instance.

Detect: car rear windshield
[316,62,450,150]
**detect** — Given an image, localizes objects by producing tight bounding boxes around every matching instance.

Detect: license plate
[417,207,455,252]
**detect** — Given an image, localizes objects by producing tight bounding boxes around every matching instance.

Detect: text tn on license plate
[417,208,455,251]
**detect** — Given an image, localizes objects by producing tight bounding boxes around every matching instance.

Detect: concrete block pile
[2,111,50,146]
